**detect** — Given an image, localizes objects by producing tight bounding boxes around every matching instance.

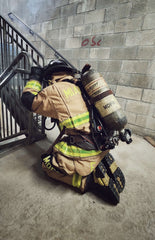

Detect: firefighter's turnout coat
[21,74,108,192]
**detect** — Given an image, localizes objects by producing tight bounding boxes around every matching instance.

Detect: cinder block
[118,73,154,89]
[92,22,115,35]
[52,17,68,29]
[127,123,155,138]
[65,37,81,48]
[136,46,155,60]
[90,48,110,59]
[84,9,105,24]
[72,48,90,59]
[126,112,137,124]
[68,14,84,26]
[58,49,73,59]
[60,27,73,39]
[105,3,132,22]
[59,39,66,49]
[115,17,142,33]
[105,72,120,85]
[61,17,69,29]
[74,25,92,37]
[110,46,137,60]
[46,29,59,40]
[102,33,125,47]
[121,60,148,74]
[136,115,155,130]
[52,19,61,29]
[46,7,61,20]
[148,61,155,75]
[142,89,155,103]
[42,21,53,31]
[126,30,155,46]
[60,3,77,18]
[126,100,151,115]
[118,73,131,86]
[142,13,155,29]
[77,0,96,13]
[70,58,79,69]
[130,0,147,16]
[116,86,142,100]
[98,60,122,72]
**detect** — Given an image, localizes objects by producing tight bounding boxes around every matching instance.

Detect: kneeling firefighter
[21,60,129,205]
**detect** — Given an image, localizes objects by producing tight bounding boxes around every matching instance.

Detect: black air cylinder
[81,69,127,131]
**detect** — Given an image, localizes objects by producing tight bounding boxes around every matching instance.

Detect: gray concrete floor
[0,129,155,240]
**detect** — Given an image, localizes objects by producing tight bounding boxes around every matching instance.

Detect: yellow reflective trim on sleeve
[24,80,42,92]
[59,111,90,130]
[54,141,101,157]
[31,91,38,95]
[72,173,82,188]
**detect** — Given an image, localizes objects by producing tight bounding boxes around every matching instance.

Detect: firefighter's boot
[93,162,120,205]
[102,153,125,193]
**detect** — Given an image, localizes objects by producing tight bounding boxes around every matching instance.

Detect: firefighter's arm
[21,67,58,118]
[21,66,43,111]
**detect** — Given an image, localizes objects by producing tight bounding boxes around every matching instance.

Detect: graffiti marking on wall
[81,36,102,47]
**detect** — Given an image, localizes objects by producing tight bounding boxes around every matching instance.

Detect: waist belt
[64,134,97,151]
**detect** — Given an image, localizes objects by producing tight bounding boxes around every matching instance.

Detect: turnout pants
[41,150,109,192]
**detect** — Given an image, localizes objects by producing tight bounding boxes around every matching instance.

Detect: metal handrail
[0,51,32,90]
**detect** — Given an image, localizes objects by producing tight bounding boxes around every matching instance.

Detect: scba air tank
[81,69,127,131]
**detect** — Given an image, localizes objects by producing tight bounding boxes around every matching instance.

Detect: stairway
[0,15,46,150]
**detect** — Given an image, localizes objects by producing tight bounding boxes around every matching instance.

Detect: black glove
[29,66,43,82]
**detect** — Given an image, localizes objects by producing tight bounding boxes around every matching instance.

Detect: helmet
[43,59,76,80]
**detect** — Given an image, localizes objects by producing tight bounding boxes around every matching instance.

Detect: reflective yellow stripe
[54,141,101,157]
[59,111,90,130]
[72,173,82,188]
[24,80,42,92]
[90,162,96,172]
[31,91,38,95]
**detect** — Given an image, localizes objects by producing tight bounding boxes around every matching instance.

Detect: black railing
[0,15,46,150]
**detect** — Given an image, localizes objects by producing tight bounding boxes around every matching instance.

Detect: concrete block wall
[1,0,155,138]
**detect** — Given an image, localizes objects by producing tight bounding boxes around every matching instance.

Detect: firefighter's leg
[101,153,125,193]
[92,161,120,205]
[41,154,89,193]
[41,154,120,204]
